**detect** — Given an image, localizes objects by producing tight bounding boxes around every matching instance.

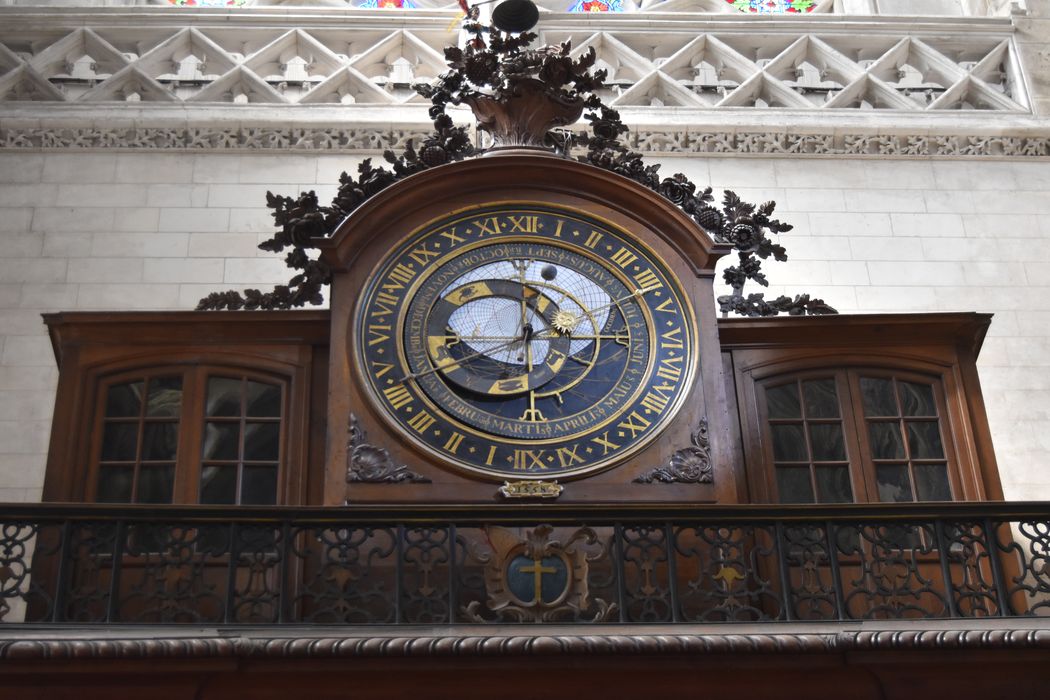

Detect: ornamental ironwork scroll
[7,503,1048,626]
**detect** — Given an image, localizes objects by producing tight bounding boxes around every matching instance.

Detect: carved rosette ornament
[346,414,430,484]
[634,418,713,484]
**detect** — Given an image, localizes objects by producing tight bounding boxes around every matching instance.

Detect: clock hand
[399,287,656,385]
[579,285,660,326]
[516,260,531,368]
[397,332,527,384]
[537,285,660,339]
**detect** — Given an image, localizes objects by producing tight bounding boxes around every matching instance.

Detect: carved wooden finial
[467,77,584,152]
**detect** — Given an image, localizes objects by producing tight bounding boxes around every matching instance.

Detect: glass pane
[810,423,846,461]
[868,421,904,459]
[900,382,936,417]
[202,422,240,461]
[876,464,914,503]
[766,383,800,419]
[207,377,242,417]
[244,422,280,461]
[246,381,281,418]
[803,379,839,418]
[101,422,138,461]
[771,424,807,461]
[881,524,922,551]
[141,422,179,461]
[915,464,952,501]
[145,377,182,417]
[200,465,237,504]
[815,466,853,503]
[105,381,142,417]
[136,465,174,503]
[907,421,944,459]
[241,466,278,505]
[97,466,133,502]
[860,377,897,417]
[776,467,814,503]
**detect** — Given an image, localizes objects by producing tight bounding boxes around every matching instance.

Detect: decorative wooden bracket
[346,414,430,484]
[634,418,713,484]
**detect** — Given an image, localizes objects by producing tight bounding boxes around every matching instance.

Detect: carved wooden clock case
[318,151,733,504]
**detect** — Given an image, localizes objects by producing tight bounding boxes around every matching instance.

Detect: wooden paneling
[41,311,330,506]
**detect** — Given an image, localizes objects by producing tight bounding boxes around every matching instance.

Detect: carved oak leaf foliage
[196,22,836,318]
[716,292,837,318]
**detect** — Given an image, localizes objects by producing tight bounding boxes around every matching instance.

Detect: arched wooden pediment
[319,152,729,277]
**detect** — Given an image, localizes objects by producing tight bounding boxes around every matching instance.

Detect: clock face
[356,204,696,479]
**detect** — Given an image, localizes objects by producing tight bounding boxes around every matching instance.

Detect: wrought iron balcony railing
[2,502,1048,626]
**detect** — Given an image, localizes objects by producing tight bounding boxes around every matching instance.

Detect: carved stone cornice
[0,125,434,153]
[3,625,1050,660]
[2,125,1047,158]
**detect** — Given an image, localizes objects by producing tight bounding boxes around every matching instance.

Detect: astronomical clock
[319,153,732,504]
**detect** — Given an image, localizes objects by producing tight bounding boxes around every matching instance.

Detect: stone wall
[1,148,1048,502]
[1,0,1048,503]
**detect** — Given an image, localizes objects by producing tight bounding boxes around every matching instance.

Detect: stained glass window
[167,0,250,6]
[359,0,417,7]
[569,0,626,12]
[726,0,816,12]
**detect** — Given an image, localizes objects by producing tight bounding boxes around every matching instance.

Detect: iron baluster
[278,520,290,624]
[223,522,238,624]
[448,523,457,624]
[50,520,72,623]
[773,521,794,621]
[983,517,1011,616]
[665,522,680,623]
[934,519,959,619]
[825,520,847,621]
[613,522,627,623]
[105,519,126,623]
[395,523,404,625]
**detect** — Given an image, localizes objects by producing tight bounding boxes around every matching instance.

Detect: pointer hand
[397,331,527,384]
[398,286,655,384]
[538,285,659,338]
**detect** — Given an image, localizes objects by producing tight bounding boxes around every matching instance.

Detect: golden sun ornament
[551,310,578,335]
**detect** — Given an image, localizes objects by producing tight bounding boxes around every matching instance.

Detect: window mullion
[796,379,821,502]
[128,377,150,504]
[236,378,247,505]
[841,369,877,503]
[171,367,202,504]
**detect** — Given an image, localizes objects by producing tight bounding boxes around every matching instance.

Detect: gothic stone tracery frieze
[2,125,1047,158]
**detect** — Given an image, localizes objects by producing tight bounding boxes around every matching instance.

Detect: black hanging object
[491,0,539,33]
